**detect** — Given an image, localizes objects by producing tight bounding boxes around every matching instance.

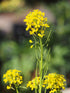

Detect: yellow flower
[49,89,56,93]
[38,33,44,38]
[3,74,6,78]
[7,86,11,89]
[42,85,45,87]
[29,31,34,35]
[29,40,33,43]
[41,30,44,34]
[3,79,8,83]
[30,45,33,48]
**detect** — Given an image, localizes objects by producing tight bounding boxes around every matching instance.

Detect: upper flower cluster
[27,73,66,93]
[24,9,50,38]
[3,69,23,89]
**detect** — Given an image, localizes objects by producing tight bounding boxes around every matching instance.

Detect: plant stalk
[39,38,43,93]
[16,87,19,93]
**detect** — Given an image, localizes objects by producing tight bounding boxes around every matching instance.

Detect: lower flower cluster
[27,73,66,93]
[3,69,23,89]
[27,77,40,90]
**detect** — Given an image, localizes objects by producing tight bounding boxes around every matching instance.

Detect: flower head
[29,40,33,43]
[24,9,50,38]
[3,69,23,89]
[43,73,66,93]
[27,77,40,90]
[30,45,33,48]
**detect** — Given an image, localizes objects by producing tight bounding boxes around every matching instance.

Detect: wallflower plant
[24,9,66,93]
[3,9,66,93]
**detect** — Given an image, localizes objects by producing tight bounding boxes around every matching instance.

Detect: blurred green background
[0,0,70,93]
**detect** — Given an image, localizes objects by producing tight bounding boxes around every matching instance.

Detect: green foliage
[50,45,69,74]
[0,41,18,61]
[47,1,70,75]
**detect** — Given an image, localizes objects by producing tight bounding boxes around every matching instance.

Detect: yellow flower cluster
[24,9,50,38]
[27,77,40,90]
[27,73,66,93]
[43,73,66,93]
[3,69,23,89]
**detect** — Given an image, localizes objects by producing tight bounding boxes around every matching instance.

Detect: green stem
[16,87,19,93]
[33,35,39,93]
[45,88,46,93]
[39,38,43,93]
[35,39,37,93]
